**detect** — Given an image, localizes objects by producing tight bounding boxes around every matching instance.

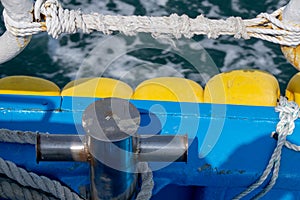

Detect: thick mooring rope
[0,129,37,144]
[0,176,58,200]
[136,162,154,200]
[234,97,300,200]
[3,0,300,46]
[0,157,84,200]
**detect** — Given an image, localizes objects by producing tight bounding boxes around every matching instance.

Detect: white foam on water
[60,0,135,15]
[140,0,168,15]
[72,34,199,87]
[156,0,168,6]
[200,1,222,18]
[266,0,288,12]
[200,36,282,75]
[231,0,249,15]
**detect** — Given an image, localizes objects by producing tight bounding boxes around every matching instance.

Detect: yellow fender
[61,77,133,99]
[132,77,204,103]
[286,72,300,105]
[0,76,60,96]
[204,70,280,106]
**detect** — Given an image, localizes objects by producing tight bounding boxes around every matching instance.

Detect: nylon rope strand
[136,162,154,200]
[0,129,38,144]
[0,157,84,200]
[0,176,58,200]
[233,97,300,200]
[3,0,300,46]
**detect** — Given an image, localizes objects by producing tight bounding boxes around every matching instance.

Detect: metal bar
[137,135,188,162]
[88,135,137,200]
[35,134,188,163]
[83,98,140,200]
[36,98,189,199]
[36,134,88,162]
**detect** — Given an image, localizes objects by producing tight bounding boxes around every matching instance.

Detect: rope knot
[40,0,89,38]
[227,17,250,39]
[275,97,300,136]
[195,15,218,39]
[234,97,300,199]
[168,14,193,39]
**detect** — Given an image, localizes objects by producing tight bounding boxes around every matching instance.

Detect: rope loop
[40,0,87,38]
[2,9,42,37]
[275,97,300,136]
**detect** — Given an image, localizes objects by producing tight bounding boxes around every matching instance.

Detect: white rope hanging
[234,97,300,200]
[3,0,300,46]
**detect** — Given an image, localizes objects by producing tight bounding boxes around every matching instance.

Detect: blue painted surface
[0,94,61,110]
[1,94,300,199]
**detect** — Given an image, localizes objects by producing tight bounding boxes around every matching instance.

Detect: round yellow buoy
[61,77,133,99]
[286,72,300,105]
[132,77,204,102]
[0,76,60,96]
[204,70,280,106]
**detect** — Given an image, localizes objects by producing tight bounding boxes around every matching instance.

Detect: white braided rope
[234,97,300,200]
[38,1,251,40]
[284,140,300,151]
[2,0,300,46]
[0,157,84,200]
[0,129,38,144]
[0,176,58,200]
[136,162,154,200]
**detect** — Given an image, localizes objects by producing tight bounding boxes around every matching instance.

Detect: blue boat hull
[1,94,300,199]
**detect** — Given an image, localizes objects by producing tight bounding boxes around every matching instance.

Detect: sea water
[0,0,297,92]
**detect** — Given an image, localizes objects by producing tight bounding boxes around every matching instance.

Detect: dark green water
[0,0,297,93]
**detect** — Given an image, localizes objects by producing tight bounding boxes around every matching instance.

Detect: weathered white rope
[2,0,300,46]
[0,176,58,200]
[38,0,250,40]
[136,162,154,200]
[234,97,300,200]
[0,129,38,144]
[283,140,300,151]
[0,157,84,200]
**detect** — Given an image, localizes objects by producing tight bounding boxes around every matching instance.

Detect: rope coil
[2,0,300,46]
